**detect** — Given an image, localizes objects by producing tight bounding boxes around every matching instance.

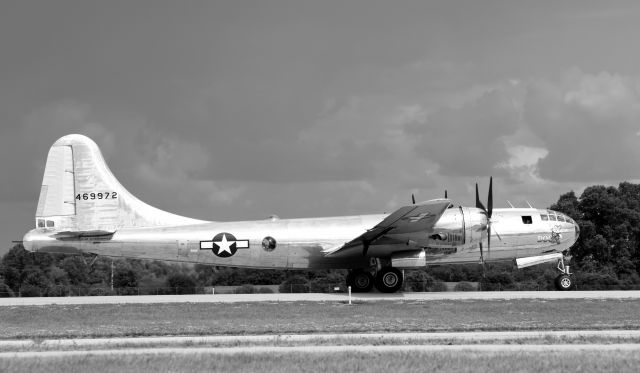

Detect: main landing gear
[554,255,575,291]
[346,267,404,293]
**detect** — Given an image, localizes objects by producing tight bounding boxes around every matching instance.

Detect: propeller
[475,177,493,266]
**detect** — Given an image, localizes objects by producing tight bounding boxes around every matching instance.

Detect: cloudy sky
[3,1,640,250]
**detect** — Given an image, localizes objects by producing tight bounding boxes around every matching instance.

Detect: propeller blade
[479,242,486,277]
[487,176,493,219]
[412,194,415,205]
[487,224,491,259]
[445,190,448,199]
[487,176,493,259]
[494,227,503,241]
[475,183,486,211]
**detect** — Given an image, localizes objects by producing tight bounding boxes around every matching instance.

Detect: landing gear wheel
[374,267,403,293]
[347,270,373,292]
[554,274,575,291]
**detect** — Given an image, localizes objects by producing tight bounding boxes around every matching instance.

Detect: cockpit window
[521,216,533,224]
[540,214,549,221]
[557,215,566,222]
[549,214,557,221]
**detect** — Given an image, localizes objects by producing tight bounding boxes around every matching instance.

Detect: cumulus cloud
[199,94,423,185]
[10,100,248,216]
[524,69,640,181]
[405,87,522,177]
[0,100,115,202]
[11,69,640,222]
[496,144,548,185]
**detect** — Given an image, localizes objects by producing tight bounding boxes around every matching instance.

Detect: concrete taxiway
[2,290,640,306]
[2,330,640,349]
[4,344,640,359]
[3,330,640,358]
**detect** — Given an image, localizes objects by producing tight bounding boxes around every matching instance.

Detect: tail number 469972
[75,192,118,201]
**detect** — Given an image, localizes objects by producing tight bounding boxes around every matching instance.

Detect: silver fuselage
[21,133,581,292]
[23,207,579,270]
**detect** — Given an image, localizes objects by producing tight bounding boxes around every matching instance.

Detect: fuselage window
[521,216,533,224]
[37,219,45,228]
[262,236,277,252]
[46,220,55,228]
[540,214,549,221]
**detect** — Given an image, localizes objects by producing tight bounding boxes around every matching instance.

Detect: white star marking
[407,212,432,223]
[214,234,234,255]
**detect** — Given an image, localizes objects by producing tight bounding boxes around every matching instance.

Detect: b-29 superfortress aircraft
[23,135,580,293]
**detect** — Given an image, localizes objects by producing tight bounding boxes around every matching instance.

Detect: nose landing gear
[554,256,575,291]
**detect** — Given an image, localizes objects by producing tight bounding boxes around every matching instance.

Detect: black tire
[347,270,373,293]
[374,267,403,293]
[554,274,575,291]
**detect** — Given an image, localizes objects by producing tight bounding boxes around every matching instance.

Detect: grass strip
[2,349,640,373]
[2,298,640,339]
[3,335,640,353]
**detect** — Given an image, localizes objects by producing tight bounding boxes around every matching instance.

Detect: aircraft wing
[324,199,451,257]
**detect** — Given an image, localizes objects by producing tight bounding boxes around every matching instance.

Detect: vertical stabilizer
[35,134,206,232]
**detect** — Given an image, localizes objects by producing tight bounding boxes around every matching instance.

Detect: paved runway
[4,344,640,358]
[2,330,640,358]
[2,290,640,306]
[2,330,640,349]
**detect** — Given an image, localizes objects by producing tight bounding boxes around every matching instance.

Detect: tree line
[2,182,640,296]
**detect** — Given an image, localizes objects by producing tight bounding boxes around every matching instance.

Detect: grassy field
[3,299,640,372]
[3,350,640,373]
[2,298,640,339]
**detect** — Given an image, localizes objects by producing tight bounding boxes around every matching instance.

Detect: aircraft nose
[574,222,580,241]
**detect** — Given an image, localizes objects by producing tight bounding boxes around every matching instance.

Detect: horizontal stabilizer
[53,230,115,239]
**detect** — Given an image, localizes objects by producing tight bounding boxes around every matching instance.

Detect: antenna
[526,201,534,208]
[507,200,515,208]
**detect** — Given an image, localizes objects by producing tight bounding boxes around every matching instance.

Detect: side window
[521,216,533,224]
[540,214,549,221]
[46,220,55,228]
[37,219,45,228]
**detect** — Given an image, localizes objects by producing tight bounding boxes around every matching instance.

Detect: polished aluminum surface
[23,134,580,272]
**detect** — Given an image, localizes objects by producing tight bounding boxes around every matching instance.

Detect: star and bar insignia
[405,212,433,223]
[200,232,250,258]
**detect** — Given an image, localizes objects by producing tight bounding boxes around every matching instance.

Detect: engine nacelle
[425,206,487,251]
[391,250,426,268]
